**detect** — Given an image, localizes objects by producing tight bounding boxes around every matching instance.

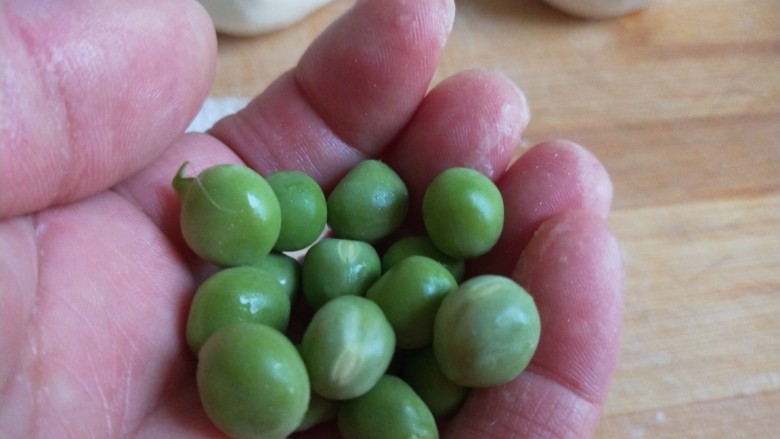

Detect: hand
[0,0,623,437]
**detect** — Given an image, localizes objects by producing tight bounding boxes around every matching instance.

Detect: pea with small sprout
[174,163,281,267]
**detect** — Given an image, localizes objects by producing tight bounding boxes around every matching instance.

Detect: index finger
[208,0,456,189]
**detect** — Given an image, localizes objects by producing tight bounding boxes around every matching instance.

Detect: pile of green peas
[173,159,541,439]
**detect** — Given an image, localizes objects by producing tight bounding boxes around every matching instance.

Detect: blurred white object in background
[541,0,655,19]
[197,0,335,36]
[187,96,251,132]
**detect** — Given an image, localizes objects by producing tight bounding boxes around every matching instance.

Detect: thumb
[0,0,216,218]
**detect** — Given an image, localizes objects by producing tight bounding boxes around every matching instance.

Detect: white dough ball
[198,0,335,36]
[542,0,655,19]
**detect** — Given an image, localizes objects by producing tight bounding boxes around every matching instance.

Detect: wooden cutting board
[209,0,780,436]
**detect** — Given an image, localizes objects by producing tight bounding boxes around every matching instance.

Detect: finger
[473,140,614,276]
[117,67,528,251]
[0,0,216,218]
[384,68,529,219]
[209,0,456,189]
[446,210,624,439]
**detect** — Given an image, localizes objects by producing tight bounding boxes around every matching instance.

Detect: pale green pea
[433,275,541,387]
[300,296,395,400]
[338,375,439,439]
[301,238,381,309]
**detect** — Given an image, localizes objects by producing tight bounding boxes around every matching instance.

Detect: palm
[3,193,204,436]
[1,0,623,438]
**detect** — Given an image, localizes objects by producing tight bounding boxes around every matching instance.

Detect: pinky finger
[445,210,624,439]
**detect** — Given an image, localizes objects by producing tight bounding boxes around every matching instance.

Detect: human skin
[0,0,623,438]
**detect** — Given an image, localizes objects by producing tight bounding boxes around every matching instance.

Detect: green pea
[266,171,327,252]
[251,252,301,302]
[422,167,504,260]
[293,344,341,432]
[186,266,290,355]
[327,160,409,242]
[197,323,309,439]
[402,347,468,419]
[295,391,340,433]
[382,235,465,281]
[301,238,381,309]
[366,255,457,349]
[433,275,540,387]
[300,296,395,400]
[174,163,281,266]
[338,375,439,439]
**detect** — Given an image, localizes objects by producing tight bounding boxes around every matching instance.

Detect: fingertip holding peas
[175,160,542,438]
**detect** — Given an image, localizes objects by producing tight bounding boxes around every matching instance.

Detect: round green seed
[174,163,281,267]
[338,375,439,439]
[176,161,543,437]
[251,252,301,303]
[295,391,340,433]
[402,347,468,419]
[197,323,309,439]
[433,275,541,387]
[366,255,457,349]
[266,170,327,252]
[382,235,465,281]
[422,167,504,260]
[300,296,395,400]
[327,160,409,242]
[301,238,381,309]
[186,266,290,355]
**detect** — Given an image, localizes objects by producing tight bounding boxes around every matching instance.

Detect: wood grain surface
[208,0,780,437]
